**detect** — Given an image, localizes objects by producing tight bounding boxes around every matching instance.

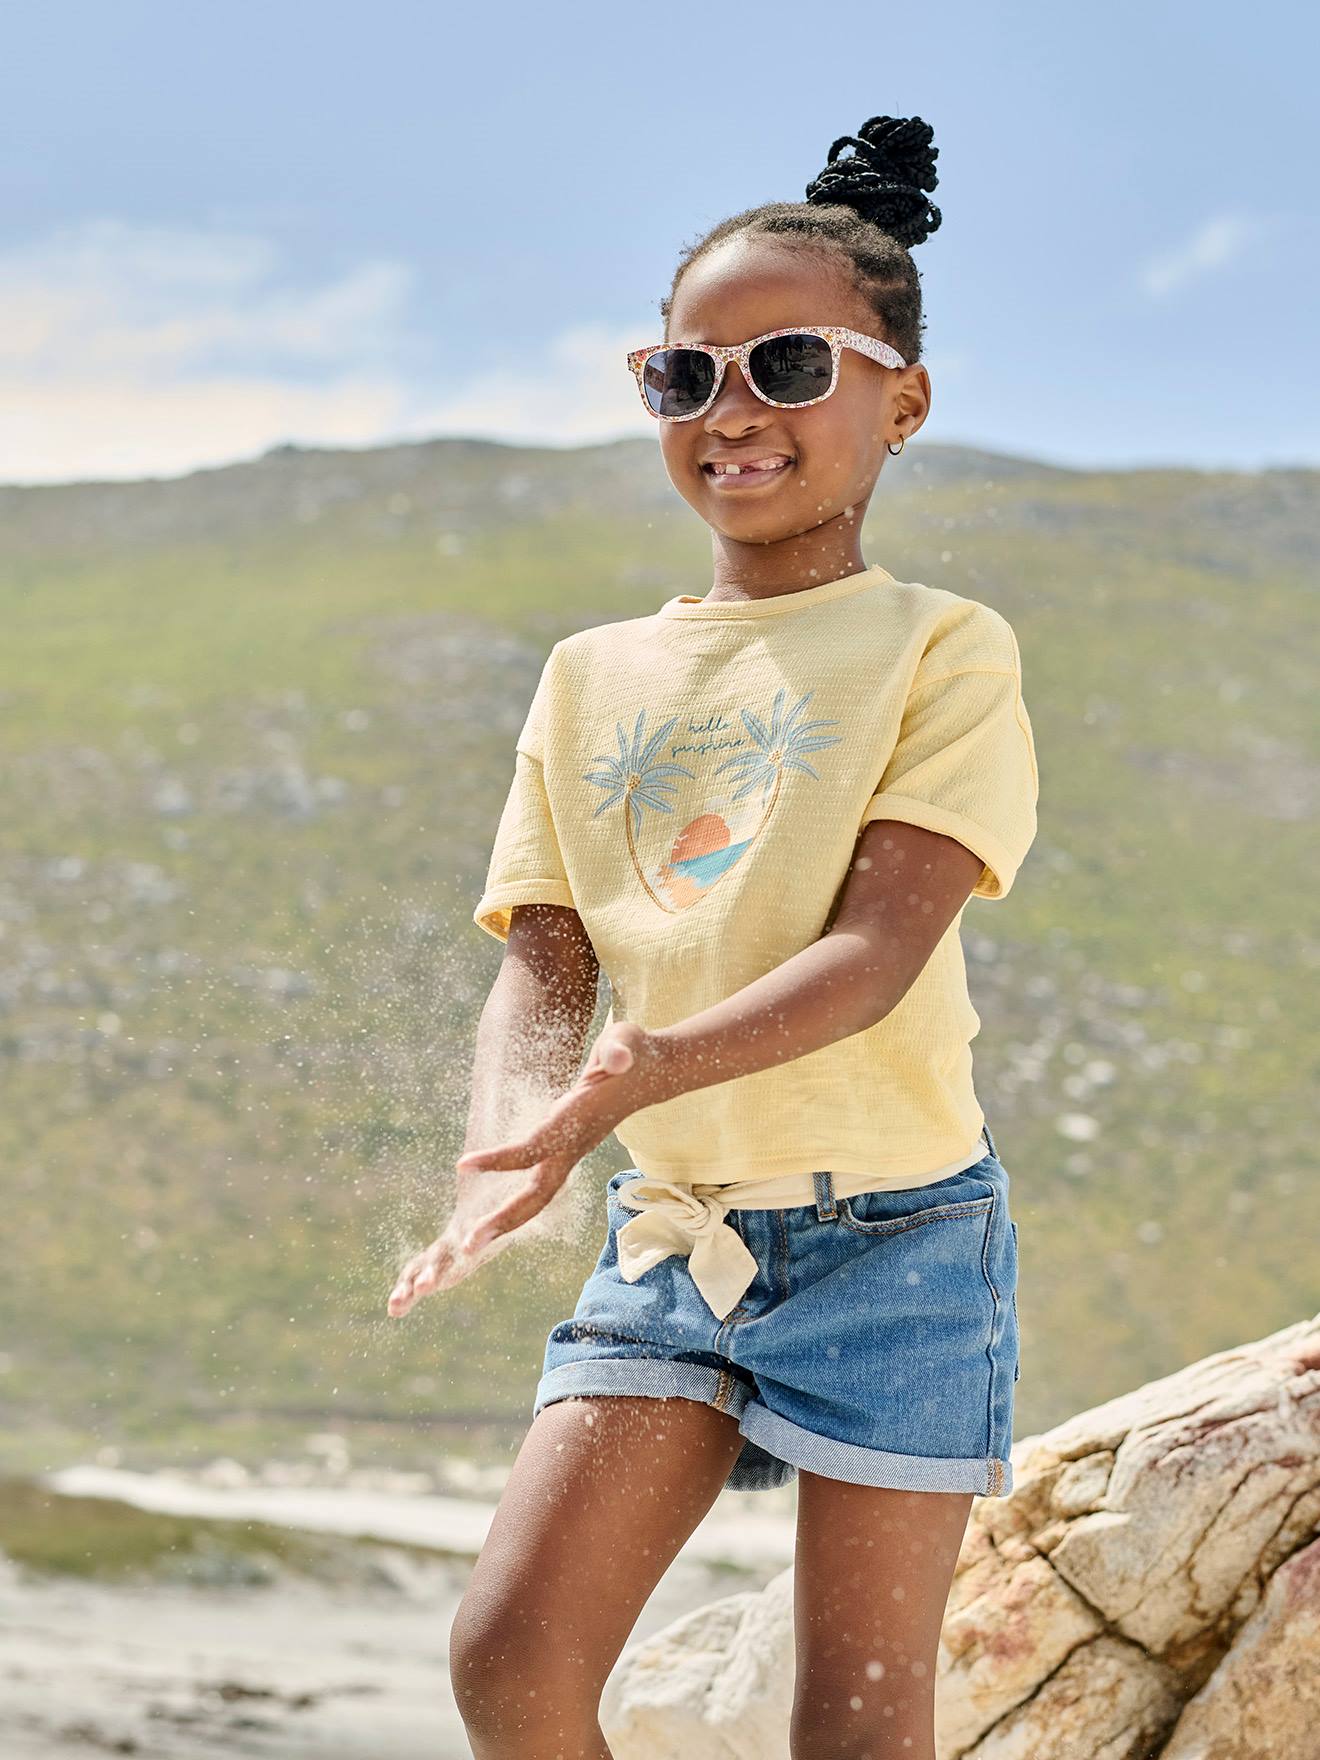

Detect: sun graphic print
[582,686,843,914]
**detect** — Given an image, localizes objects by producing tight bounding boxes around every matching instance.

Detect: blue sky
[4,0,1314,483]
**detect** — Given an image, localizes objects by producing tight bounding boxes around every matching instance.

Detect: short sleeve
[472,750,577,941]
[859,606,1039,901]
[512,643,556,764]
[472,646,577,941]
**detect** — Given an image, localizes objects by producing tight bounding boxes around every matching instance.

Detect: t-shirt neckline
[657,562,895,620]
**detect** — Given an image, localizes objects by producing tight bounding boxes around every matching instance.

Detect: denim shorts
[532,1122,1020,1497]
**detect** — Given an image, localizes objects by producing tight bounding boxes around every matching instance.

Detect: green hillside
[2,435,1316,1475]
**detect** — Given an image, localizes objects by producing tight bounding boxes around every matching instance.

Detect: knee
[448,1595,523,1728]
[449,1592,601,1740]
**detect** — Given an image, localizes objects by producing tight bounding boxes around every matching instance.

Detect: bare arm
[635,818,986,1103]
[386,902,598,1315]
[448,819,989,1234]
[461,902,600,1155]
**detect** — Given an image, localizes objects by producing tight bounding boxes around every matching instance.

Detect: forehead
[666,236,864,344]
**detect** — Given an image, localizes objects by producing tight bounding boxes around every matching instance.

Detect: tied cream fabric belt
[613,1136,990,1323]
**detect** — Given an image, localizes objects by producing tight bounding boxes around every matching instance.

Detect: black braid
[658,114,941,366]
[806,115,942,248]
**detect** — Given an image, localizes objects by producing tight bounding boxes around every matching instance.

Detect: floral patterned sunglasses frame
[626,325,909,422]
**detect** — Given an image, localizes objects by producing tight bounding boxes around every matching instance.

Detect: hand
[386,1021,667,1318]
[386,1205,509,1318]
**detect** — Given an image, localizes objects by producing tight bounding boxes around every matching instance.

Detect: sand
[1,1465,794,1757]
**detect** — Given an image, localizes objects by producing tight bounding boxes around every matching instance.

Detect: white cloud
[395,321,657,452]
[0,219,415,375]
[0,218,653,483]
[1137,213,1265,298]
[4,374,414,485]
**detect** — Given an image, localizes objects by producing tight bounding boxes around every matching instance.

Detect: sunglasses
[626,325,908,422]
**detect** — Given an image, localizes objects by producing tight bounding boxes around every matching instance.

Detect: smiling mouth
[701,457,795,487]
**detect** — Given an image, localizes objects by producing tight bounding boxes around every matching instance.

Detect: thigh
[451,1394,746,1703]
[791,1472,974,1745]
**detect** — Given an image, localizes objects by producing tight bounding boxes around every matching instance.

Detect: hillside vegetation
[2,434,1316,1472]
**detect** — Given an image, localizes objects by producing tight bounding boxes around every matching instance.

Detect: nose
[703,358,766,433]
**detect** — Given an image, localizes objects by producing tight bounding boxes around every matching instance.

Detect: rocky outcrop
[600,1314,1320,1759]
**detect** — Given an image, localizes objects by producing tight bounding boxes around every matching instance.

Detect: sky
[3,0,1315,485]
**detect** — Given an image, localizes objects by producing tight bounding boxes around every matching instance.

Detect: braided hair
[658,114,942,367]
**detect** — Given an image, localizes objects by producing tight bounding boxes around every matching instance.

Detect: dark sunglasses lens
[642,348,715,418]
[748,332,833,404]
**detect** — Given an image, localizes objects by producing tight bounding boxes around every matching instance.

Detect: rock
[600,1313,1320,1759]
[1159,1534,1320,1759]
[601,1574,795,1760]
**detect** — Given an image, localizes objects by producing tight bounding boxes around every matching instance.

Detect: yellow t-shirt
[473,563,1039,1190]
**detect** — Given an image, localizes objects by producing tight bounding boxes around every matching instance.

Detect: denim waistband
[811,1121,997,1224]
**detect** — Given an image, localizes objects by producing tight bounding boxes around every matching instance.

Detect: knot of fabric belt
[613,1176,759,1323]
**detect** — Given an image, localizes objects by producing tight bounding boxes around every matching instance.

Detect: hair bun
[804,114,942,247]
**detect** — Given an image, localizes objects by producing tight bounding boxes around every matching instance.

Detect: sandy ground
[1,1547,781,1758]
[43,1465,798,1572]
[1,1468,794,1758]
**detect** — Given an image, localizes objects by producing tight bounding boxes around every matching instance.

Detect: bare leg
[790,1472,975,1760]
[449,1393,747,1760]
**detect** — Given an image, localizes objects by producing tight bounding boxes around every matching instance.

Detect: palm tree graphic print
[583,687,843,913]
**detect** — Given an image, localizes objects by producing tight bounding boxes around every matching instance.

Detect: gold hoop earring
[886,435,905,456]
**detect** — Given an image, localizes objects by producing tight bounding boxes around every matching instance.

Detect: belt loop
[814,1170,838,1222]
[981,1119,998,1159]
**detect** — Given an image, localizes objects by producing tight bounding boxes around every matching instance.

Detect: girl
[389,113,1038,1760]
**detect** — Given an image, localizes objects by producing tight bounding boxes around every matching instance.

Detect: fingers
[460,1178,558,1252]
[388,1159,569,1315]
[456,1138,537,1173]
[386,1220,507,1316]
[388,1259,426,1316]
[598,1037,636,1074]
[456,1093,584,1174]
[387,1241,451,1317]
[457,1117,580,1172]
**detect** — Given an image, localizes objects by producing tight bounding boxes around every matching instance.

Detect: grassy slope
[1,437,1316,1469]
[0,1474,459,1583]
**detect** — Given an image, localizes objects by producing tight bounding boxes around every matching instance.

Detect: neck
[704,513,871,604]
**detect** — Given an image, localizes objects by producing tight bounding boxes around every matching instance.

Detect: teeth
[709,458,790,475]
